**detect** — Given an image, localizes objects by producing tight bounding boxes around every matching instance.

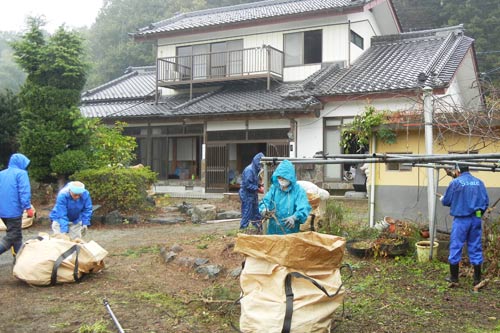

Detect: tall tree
[0,89,20,168]
[393,0,500,87]
[0,32,26,93]
[441,0,500,87]
[11,18,89,181]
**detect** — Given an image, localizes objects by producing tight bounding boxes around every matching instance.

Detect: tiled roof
[133,0,366,38]
[80,95,192,119]
[81,66,156,102]
[171,82,320,116]
[291,25,473,96]
[82,26,475,119]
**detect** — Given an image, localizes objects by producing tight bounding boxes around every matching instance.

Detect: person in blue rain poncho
[0,153,34,257]
[239,152,265,230]
[50,181,93,240]
[259,159,311,235]
[441,163,489,289]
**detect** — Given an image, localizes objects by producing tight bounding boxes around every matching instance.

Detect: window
[350,30,364,50]
[284,30,322,66]
[386,153,413,171]
[324,117,354,180]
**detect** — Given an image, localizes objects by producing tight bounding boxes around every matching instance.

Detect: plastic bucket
[416,241,439,262]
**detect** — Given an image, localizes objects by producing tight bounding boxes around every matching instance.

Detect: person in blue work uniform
[50,181,93,240]
[441,163,489,289]
[0,153,34,257]
[239,152,265,230]
[259,159,311,235]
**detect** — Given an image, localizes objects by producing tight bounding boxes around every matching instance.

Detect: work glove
[26,208,35,218]
[282,216,296,229]
[80,223,88,236]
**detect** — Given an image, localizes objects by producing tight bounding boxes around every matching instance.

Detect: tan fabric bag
[0,205,36,230]
[234,231,347,333]
[13,233,108,286]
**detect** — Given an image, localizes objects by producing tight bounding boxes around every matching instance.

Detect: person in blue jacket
[441,163,489,289]
[50,181,93,240]
[259,159,311,235]
[0,153,34,257]
[239,152,265,230]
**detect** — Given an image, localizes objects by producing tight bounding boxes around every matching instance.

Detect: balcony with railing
[157,46,284,89]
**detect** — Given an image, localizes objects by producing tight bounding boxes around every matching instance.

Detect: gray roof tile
[172,82,320,116]
[81,66,156,102]
[80,95,193,119]
[134,0,364,38]
[296,25,473,95]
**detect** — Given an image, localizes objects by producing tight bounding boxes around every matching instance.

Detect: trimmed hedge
[73,166,157,214]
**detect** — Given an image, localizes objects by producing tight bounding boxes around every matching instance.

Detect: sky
[0,0,103,33]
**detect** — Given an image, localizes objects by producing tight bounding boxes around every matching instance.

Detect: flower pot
[346,239,373,258]
[416,241,439,262]
[376,237,409,257]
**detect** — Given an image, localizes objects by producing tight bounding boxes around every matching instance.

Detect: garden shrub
[51,149,89,178]
[73,166,157,214]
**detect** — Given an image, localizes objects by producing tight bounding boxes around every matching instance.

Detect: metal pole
[369,134,376,228]
[423,86,436,245]
[261,154,500,165]
[429,167,440,260]
[103,298,125,333]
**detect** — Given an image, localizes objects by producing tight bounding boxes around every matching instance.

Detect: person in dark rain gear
[0,153,34,257]
[441,163,489,289]
[259,160,311,235]
[239,152,265,230]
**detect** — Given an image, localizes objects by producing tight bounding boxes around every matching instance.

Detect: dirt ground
[0,197,499,333]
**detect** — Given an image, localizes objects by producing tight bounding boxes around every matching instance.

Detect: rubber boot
[473,265,481,287]
[445,264,459,287]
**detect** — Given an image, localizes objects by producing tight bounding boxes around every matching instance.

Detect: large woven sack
[234,231,346,333]
[13,233,108,286]
[0,205,36,230]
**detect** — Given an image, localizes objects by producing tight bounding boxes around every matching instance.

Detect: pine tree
[10,17,89,181]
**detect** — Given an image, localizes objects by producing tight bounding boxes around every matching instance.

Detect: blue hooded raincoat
[441,171,489,265]
[50,183,93,233]
[259,160,311,235]
[0,153,32,219]
[239,152,264,229]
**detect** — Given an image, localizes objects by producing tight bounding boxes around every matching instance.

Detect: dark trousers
[0,216,23,255]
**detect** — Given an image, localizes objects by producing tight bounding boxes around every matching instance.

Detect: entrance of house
[205,141,288,193]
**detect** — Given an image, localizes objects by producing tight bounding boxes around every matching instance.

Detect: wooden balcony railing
[156,46,284,89]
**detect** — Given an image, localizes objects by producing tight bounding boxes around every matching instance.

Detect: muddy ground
[0,197,499,333]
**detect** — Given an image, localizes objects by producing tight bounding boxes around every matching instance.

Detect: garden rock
[191,204,217,223]
[160,247,177,263]
[104,210,123,225]
[196,264,222,278]
[216,210,241,220]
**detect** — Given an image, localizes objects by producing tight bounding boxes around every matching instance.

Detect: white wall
[156,11,381,80]
[295,96,422,158]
